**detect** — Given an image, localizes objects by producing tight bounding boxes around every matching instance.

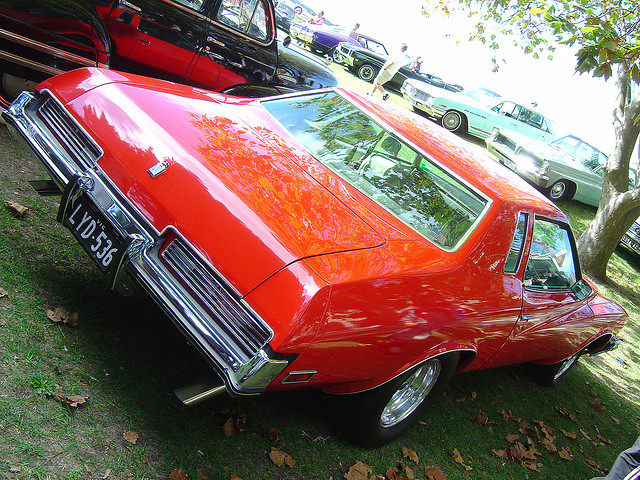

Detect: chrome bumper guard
[3,90,288,395]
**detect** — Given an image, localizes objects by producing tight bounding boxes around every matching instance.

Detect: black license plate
[63,196,126,273]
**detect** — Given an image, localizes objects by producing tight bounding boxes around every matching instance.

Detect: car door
[494,216,595,366]
[104,0,216,84]
[190,0,278,93]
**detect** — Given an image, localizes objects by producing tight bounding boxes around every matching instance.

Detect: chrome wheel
[380,359,441,428]
[549,180,568,200]
[442,111,463,132]
[331,48,344,64]
[358,64,377,82]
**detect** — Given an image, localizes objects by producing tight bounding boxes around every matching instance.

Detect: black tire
[339,353,459,447]
[548,179,573,201]
[330,47,344,64]
[357,64,378,82]
[527,351,581,387]
[441,110,466,133]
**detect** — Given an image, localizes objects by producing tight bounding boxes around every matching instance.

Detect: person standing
[370,43,409,100]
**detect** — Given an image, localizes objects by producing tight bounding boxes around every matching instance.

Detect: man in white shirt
[370,43,409,100]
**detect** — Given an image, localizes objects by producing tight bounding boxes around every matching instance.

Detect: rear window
[263,92,490,250]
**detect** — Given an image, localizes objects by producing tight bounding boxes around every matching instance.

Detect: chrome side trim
[0,27,106,70]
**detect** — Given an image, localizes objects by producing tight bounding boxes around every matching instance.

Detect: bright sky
[303,0,618,154]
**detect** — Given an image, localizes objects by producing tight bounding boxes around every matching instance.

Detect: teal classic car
[486,130,637,207]
[401,81,556,142]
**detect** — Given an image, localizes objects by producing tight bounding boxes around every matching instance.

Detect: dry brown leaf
[555,406,578,422]
[123,431,139,445]
[54,392,86,407]
[506,434,520,443]
[385,467,407,480]
[541,437,558,452]
[0,286,8,298]
[522,458,541,471]
[403,465,415,480]
[596,433,613,445]
[343,461,372,480]
[269,447,296,468]
[5,200,29,217]
[466,410,491,426]
[580,428,593,441]
[561,429,577,439]
[402,446,419,464]
[101,469,111,479]
[424,467,448,480]
[45,306,79,327]
[167,468,188,480]
[558,446,573,460]
[230,475,243,480]
[612,416,620,425]
[586,459,603,471]
[498,409,511,421]
[449,449,472,471]
[267,427,281,445]
[222,417,234,438]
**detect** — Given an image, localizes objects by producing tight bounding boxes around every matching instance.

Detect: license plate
[63,196,126,273]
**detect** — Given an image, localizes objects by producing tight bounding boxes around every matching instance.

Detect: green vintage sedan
[486,129,637,207]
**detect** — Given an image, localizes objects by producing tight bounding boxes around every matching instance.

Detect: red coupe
[3,68,626,446]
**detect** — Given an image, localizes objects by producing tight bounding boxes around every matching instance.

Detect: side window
[494,102,520,118]
[517,107,543,130]
[504,212,528,273]
[174,0,205,11]
[524,219,577,290]
[217,0,271,40]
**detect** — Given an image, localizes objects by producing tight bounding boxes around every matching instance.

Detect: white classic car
[401,80,556,142]
[486,129,639,207]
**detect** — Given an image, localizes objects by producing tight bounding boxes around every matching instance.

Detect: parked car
[486,130,637,206]
[336,41,427,91]
[289,22,385,63]
[402,81,556,141]
[0,0,337,106]
[4,68,627,446]
[621,217,640,255]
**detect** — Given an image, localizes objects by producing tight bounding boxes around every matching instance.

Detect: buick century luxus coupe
[3,68,626,446]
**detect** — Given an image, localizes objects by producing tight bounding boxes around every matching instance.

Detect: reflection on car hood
[63,78,382,294]
[500,130,590,170]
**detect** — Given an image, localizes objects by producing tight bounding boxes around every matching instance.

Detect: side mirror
[572,279,592,301]
[283,35,291,48]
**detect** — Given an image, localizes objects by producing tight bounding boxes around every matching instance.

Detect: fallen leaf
[541,437,558,452]
[506,434,520,443]
[424,467,448,480]
[0,286,8,298]
[54,392,87,407]
[123,431,139,445]
[222,417,234,438]
[558,446,573,461]
[597,434,613,445]
[555,406,578,422]
[561,429,577,439]
[267,427,281,445]
[269,447,296,468]
[580,429,593,441]
[404,465,415,479]
[402,446,419,464]
[101,469,111,479]
[45,306,79,327]
[5,200,29,217]
[168,468,188,480]
[344,461,372,480]
[612,416,620,425]
[466,410,492,426]
[385,467,407,480]
[449,449,472,471]
[230,475,243,480]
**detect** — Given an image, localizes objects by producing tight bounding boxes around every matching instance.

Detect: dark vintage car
[0,0,337,106]
[621,217,640,255]
[3,68,627,446]
[289,22,386,63]
[335,41,459,93]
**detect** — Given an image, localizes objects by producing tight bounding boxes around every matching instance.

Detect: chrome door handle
[118,0,141,12]
[207,36,225,47]
[521,314,532,321]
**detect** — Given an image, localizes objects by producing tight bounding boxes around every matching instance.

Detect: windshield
[262,92,489,250]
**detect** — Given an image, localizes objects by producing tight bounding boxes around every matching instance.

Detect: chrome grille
[412,89,433,104]
[161,239,272,357]
[39,96,101,168]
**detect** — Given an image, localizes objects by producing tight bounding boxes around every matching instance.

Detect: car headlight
[404,84,414,95]
[539,159,550,175]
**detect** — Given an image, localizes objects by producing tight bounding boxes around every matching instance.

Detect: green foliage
[427,0,640,82]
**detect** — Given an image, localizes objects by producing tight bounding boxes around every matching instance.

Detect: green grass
[1,66,639,480]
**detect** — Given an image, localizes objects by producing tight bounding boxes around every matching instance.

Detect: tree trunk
[576,64,640,281]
